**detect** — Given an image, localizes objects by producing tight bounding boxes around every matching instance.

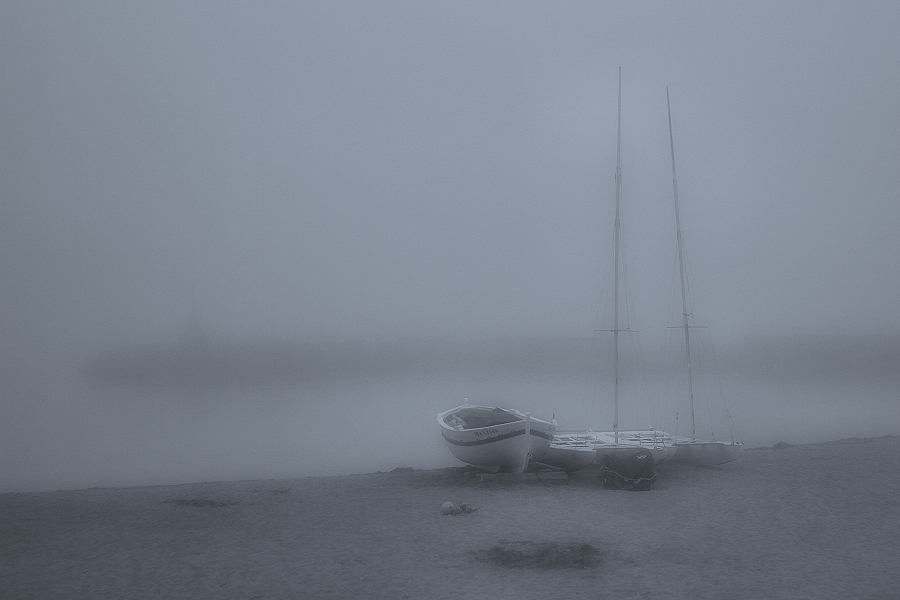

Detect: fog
[2,2,899,492]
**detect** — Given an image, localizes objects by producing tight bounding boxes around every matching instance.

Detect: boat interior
[444,407,522,430]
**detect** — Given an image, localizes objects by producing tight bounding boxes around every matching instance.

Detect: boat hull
[438,405,556,473]
[541,442,597,472]
[607,430,678,463]
[594,443,671,465]
[671,440,744,466]
[552,429,676,466]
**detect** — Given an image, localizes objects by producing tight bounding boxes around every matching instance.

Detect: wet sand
[3,435,898,599]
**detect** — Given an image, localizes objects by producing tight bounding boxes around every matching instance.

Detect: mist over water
[3,2,900,492]
[2,335,898,493]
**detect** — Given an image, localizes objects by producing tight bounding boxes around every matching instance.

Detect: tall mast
[666,87,696,439]
[612,67,622,443]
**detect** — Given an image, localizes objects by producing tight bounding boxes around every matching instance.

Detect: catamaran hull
[551,429,676,467]
[604,430,678,464]
[541,443,597,472]
[438,405,556,473]
[671,441,744,466]
[595,444,671,465]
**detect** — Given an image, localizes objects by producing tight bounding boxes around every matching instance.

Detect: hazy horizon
[3,1,899,492]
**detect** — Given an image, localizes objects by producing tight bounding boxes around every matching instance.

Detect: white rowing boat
[438,404,556,473]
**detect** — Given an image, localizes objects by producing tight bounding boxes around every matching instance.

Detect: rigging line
[664,161,741,443]
[581,154,620,428]
[668,85,697,439]
[612,217,659,429]
[724,396,744,444]
[701,318,743,444]
[626,326,658,429]
[581,232,617,428]
[668,216,722,439]
[581,332,602,428]
[618,227,637,332]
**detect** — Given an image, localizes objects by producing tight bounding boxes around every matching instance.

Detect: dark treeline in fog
[84,332,900,390]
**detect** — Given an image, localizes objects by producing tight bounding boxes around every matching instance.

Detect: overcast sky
[3,1,899,353]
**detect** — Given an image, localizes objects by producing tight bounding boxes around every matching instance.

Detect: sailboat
[662,88,743,466]
[543,69,674,471]
[436,77,741,472]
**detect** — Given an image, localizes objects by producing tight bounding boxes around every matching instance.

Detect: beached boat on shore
[437,404,557,473]
[542,69,675,472]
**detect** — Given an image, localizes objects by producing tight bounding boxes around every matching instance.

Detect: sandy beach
[2,435,898,600]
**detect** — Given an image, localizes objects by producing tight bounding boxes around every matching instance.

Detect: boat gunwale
[437,404,555,433]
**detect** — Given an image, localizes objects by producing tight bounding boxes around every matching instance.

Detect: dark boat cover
[598,449,657,491]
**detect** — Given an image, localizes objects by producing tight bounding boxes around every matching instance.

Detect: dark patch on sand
[476,540,604,569]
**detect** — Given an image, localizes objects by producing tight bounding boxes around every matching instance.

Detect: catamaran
[544,68,674,471]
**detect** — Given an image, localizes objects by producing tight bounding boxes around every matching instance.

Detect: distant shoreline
[84,333,900,389]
